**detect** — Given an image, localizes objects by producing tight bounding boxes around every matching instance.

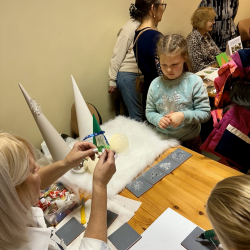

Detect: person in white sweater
[108,19,143,122]
[0,133,115,250]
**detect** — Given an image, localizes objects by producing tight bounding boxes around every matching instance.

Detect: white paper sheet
[130,208,198,250]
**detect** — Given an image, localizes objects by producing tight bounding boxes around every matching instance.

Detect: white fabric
[17,207,109,250]
[64,116,179,197]
[80,238,111,250]
[108,19,140,86]
[227,124,250,144]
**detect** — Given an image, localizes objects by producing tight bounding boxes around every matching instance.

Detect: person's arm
[146,82,163,127]
[84,149,116,242]
[108,34,133,89]
[182,77,211,124]
[38,142,97,190]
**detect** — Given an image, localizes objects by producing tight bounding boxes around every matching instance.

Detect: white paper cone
[19,84,71,162]
[71,75,93,141]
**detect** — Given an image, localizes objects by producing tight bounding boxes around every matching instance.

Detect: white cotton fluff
[64,116,179,197]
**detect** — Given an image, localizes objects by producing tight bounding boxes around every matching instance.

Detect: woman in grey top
[108,19,143,122]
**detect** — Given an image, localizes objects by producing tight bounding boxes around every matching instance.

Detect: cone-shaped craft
[71,75,93,142]
[93,114,110,152]
[18,84,71,162]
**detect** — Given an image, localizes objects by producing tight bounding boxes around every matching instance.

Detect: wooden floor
[119,146,242,234]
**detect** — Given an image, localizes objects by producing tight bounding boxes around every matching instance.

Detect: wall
[0,0,249,148]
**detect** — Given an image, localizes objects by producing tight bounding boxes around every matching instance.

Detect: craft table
[119,145,242,235]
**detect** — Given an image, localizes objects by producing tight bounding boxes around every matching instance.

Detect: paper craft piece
[141,167,167,185]
[108,223,142,250]
[228,36,243,55]
[156,157,181,174]
[19,84,71,162]
[93,114,110,152]
[55,217,85,246]
[168,148,192,164]
[130,208,197,250]
[181,227,215,250]
[216,52,228,67]
[126,176,153,198]
[107,210,118,228]
[71,75,93,142]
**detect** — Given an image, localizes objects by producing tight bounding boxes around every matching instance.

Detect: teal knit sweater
[146,72,211,141]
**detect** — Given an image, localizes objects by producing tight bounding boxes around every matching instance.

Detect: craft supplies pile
[35,182,79,226]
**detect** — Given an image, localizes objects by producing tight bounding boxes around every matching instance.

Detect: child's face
[160,53,185,80]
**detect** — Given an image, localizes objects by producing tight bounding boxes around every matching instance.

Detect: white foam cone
[71,75,93,141]
[19,84,71,162]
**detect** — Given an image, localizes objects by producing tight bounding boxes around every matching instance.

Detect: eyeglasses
[209,19,215,23]
[155,3,167,11]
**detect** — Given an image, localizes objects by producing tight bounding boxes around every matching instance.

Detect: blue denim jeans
[117,72,143,122]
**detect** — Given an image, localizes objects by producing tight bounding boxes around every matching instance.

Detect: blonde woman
[199,0,239,52]
[187,7,221,72]
[0,133,115,250]
[207,175,250,250]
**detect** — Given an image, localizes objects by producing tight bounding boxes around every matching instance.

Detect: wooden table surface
[119,146,242,235]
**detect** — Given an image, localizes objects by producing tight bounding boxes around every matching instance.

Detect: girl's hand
[159,117,172,129]
[165,112,184,128]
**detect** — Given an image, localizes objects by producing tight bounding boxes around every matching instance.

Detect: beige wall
[0,0,249,148]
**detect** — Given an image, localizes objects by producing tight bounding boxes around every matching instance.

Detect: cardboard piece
[181,227,215,250]
[71,75,93,142]
[108,222,142,250]
[19,84,71,162]
[155,157,181,174]
[107,210,118,228]
[55,217,85,246]
[168,148,192,164]
[228,36,243,55]
[141,167,167,185]
[216,52,229,67]
[126,176,153,198]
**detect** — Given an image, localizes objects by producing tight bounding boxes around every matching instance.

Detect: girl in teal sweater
[146,34,211,152]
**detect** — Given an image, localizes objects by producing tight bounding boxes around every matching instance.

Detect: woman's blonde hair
[0,133,37,250]
[157,34,191,72]
[191,7,216,30]
[206,175,250,250]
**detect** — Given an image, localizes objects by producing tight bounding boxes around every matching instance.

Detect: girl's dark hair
[230,79,250,110]
[129,0,160,22]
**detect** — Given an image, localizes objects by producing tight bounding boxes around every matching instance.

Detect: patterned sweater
[146,72,211,141]
[187,29,221,72]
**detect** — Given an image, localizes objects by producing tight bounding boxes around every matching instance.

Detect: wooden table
[119,146,242,235]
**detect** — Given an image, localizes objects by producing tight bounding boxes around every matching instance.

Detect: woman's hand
[159,117,172,129]
[165,112,184,128]
[93,149,116,188]
[63,142,98,169]
[108,86,117,93]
